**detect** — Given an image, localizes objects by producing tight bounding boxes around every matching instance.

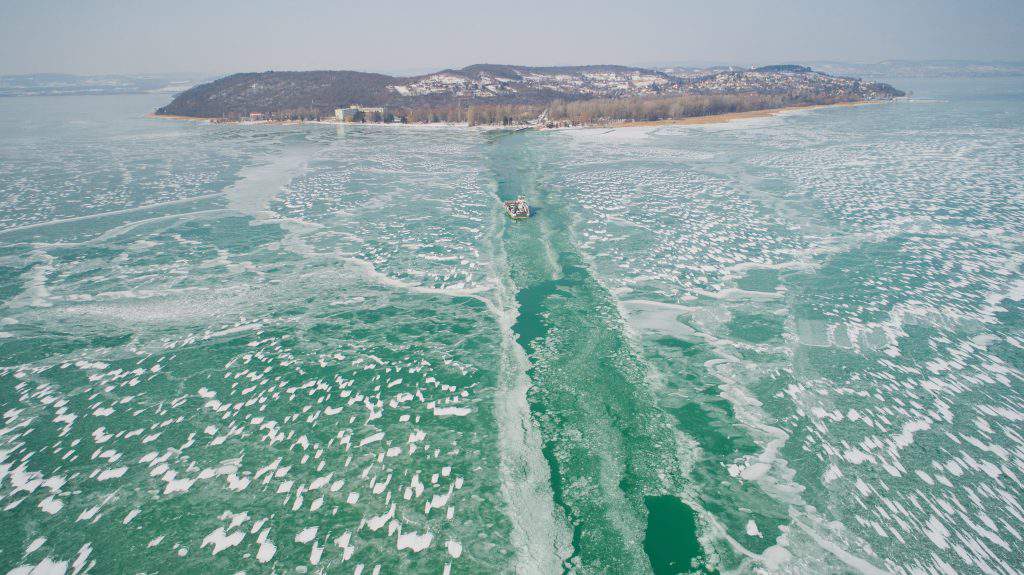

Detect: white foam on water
[761,545,793,571]
[309,541,324,565]
[17,251,54,308]
[793,519,892,575]
[619,299,697,341]
[337,255,495,302]
[38,496,63,514]
[294,526,318,544]
[396,530,433,552]
[96,467,127,481]
[70,542,92,574]
[200,527,244,555]
[224,146,316,220]
[432,405,471,417]
[202,323,261,340]
[256,533,276,563]
[25,537,46,554]
[6,557,68,575]
[445,539,462,558]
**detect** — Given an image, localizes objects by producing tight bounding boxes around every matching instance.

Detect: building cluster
[334,105,393,123]
[389,69,674,100]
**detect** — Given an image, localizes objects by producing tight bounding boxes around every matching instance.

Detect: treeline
[212,91,865,126]
[381,105,537,125]
[392,105,535,124]
[357,91,859,125]
[541,92,856,125]
[219,107,323,121]
[458,91,861,126]
[403,105,467,124]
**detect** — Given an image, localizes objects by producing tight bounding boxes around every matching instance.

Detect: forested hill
[155,63,904,123]
[156,64,683,118]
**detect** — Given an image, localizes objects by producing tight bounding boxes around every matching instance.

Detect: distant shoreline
[146,112,460,128]
[145,112,215,122]
[146,100,890,130]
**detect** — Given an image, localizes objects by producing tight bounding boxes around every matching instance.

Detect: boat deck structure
[504,196,531,220]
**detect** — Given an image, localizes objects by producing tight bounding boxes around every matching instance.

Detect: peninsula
[155,63,903,126]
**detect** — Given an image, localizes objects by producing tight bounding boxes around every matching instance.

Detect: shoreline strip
[145,100,890,130]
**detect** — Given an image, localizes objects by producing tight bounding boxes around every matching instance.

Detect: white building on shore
[335,105,388,122]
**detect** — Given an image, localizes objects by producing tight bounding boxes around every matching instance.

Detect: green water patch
[670,402,755,458]
[726,312,785,344]
[789,236,938,326]
[641,334,790,555]
[735,269,780,293]
[512,271,578,356]
[46,245,123,265]
[994,299,1023,372]
[794,343,876,385]
[0,263,31,304]
[643,496,709,574]
[488,133,541,203]
[654,336,698,353]
[176,215,285,253]
[0,327,118,366]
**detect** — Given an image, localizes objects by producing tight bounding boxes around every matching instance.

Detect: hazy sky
[2,0,1023,75]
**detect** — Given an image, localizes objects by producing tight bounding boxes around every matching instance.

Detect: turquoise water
[1,80,1022,574]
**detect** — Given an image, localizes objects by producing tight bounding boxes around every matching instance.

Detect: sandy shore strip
[604,100,885,128]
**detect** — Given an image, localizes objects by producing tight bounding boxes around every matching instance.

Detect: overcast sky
[2,0,1023,76]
